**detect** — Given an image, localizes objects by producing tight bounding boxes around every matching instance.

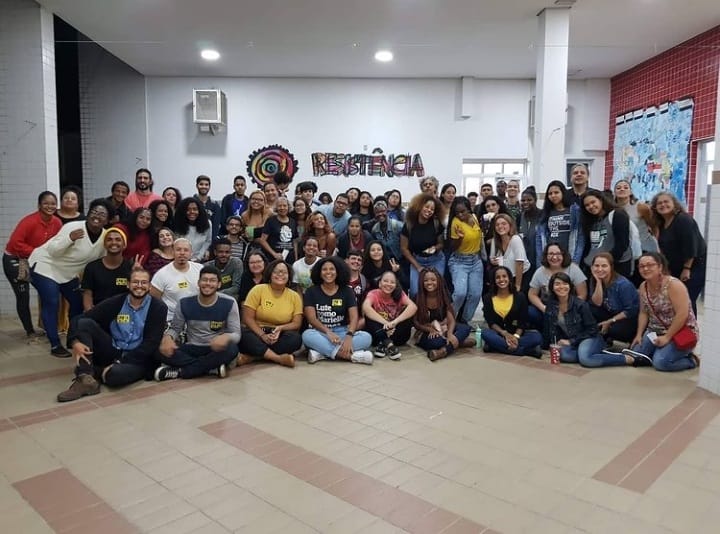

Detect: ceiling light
[201,49,220,61]
[374,50,393,62]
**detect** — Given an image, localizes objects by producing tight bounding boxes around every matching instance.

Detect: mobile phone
[647,332,658,342]
[261,326,276,334]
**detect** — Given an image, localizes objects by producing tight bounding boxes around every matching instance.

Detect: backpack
[608,210,642,260]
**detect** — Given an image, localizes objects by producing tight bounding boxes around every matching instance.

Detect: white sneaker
[351,350,374,365]
[307,349,324,364]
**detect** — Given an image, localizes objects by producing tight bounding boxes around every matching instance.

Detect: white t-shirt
[292,257,319,291]
[151,261,203,320]
[489,234,530,273]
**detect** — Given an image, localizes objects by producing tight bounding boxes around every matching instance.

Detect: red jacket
[5,212,62,258]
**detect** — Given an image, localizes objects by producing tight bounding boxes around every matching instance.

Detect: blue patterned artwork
[612,99,694,203]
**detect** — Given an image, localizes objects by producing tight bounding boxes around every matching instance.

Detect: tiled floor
[1,316,718,533]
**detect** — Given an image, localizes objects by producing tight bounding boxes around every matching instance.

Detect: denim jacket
[589,275,639,318]
[543,295,598,347]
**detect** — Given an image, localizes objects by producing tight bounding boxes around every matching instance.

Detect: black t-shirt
[81,259,133,305]
[264,216,297,252]
[401,219,443,254]
[546,208,571,252]
[303,285,357,328]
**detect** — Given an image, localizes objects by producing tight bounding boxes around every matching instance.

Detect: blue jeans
[302,326,372,358]
[417,323,472,354]
[633,332,697,372]
[448,253,483,323]
[409,252,445,298]
[30,271,83,347]
[481,329,542,356]
[559,336,606,365]
[528,305,544,331]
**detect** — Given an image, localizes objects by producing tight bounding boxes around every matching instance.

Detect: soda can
[550,344,560,364]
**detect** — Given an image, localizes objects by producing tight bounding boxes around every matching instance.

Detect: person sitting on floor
[57,268,167,402]
[414,267,474,361]
[302,256,374,364]
[481,266,543,357]
[362,270,417,360]
[155,265,241,381]
[237,259,304,368]
[149,238,203,322]
[587,252,639,345]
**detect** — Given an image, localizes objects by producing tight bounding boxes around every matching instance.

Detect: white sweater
[29,221,107,282]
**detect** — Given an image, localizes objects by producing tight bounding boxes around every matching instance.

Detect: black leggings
[3,253,35,335]
[365,317,413,346]
[238,328,302,359]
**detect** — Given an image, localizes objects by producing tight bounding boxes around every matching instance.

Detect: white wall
[141,77,609,201]
[78,42,147,202]
[0,0,59,315]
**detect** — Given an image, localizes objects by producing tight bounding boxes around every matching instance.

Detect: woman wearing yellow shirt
[447,196,484,324]
[237,259,304,367]
[481,266,543,357]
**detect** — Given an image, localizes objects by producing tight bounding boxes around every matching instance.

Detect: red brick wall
[605,26,720,212]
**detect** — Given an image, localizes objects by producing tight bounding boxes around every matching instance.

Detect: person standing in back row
[125,168,162,211]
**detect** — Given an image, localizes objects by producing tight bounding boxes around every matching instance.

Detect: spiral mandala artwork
[246,145,299,187]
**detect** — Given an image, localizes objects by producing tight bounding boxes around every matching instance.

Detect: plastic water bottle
[475,327,483,349]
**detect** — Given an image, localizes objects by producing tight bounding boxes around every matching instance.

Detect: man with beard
[315,192,351,234]
[125,168,162,211]
[368,200,403,261]
[81,228,135,311]
[56,268,167,402]
[567,163,590,206]
[204,238,242,298]
[194,174,221,237]
[150,238,203,322]
[154,265,241,381]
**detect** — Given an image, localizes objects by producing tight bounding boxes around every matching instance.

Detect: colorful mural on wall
[246,145,299,187]
[311,148,425,177]
[612,99,694,203]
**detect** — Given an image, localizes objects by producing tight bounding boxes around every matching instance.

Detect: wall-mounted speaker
[193,89,227,125]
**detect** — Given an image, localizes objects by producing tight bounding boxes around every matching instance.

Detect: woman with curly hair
[149,199,174,232]
[302,256,373,364]
[302,211,337,258]
[446,196,483,323]
[400,193,446,297]
[114,207,153,265]
[414,268,474,361]
[174,197,212,262]
[162,187,182,215]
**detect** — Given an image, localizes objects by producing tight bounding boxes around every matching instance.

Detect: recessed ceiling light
[201,49,220,61]
[374,50,393,62]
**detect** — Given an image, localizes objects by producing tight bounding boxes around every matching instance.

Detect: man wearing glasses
[315,192,351,234]
[57,268,167,402]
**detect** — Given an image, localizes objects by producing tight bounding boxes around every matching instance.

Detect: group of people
[2,164,705,403]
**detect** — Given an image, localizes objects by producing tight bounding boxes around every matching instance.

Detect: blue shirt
[315,204,350,234]
[110,295,152,351]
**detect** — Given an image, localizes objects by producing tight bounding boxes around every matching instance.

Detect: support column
[531,7,570,194]
[698,60,720,395]
[0,0,59,315]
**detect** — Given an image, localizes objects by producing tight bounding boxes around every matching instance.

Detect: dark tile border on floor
[13,468,138,533]
[200,418,499,534]
[593,387,720,493]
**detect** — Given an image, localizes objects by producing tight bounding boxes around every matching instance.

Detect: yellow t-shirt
[491,294,514,319]
[450,216,482,254]
[243,284,303,326]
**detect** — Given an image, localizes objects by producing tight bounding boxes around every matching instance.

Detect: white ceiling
[38,0,720,79]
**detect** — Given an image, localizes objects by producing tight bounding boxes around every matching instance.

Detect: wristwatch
[346,331,355,336]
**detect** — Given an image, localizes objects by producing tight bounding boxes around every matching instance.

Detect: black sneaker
[50,345,71,358]
[154,365,181,381]
[208,364,227,378]
[373,342,387,358]
[385,342,401,360]
[622,348,653,367]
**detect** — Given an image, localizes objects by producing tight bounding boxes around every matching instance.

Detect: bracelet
[513,333,521,339]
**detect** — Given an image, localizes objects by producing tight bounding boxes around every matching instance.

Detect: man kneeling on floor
[155,265,240,381]
[57,268,168,402]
